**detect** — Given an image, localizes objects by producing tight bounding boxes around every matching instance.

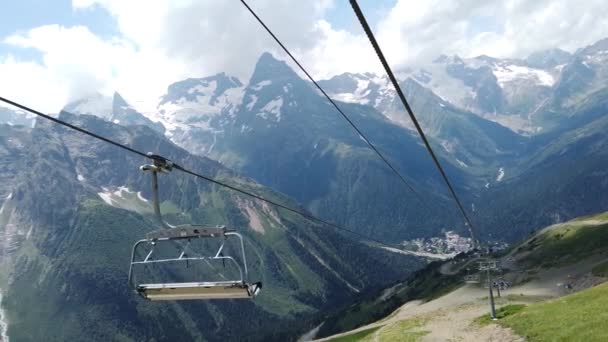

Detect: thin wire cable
[0,96,398,248]
[238,0,420,197]
[349,0,478,245]
[0,96,149,159]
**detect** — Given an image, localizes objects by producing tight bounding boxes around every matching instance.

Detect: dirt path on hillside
[314,285,509,341]
[418,303,524,342]
[315,281,552,341]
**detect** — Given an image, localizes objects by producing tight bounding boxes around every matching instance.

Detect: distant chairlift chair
[128,154,262,301]
[463,266,480,284]
[464,274,480,284]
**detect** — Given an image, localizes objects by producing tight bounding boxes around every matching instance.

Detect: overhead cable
[349,0,478,245]
[238,0,421,197]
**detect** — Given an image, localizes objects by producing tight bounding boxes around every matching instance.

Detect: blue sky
[325,0,396,33]
[0,0,114,37]
[0,0,117,60]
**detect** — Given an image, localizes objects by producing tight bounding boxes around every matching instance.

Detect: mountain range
[36,37,607,242]
[1,36,608,341]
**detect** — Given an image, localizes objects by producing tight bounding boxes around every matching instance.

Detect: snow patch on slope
[97,186,140,206]
[252,80,272,91]
[257,97,283,122]
[496,167,505,182]
[153,79,245,139]
[405,64,475,110]
[246,94,258,111]
[493,65,555,87]
[188,80,217,95]
[158,85,244,130]
[327,74,389,106]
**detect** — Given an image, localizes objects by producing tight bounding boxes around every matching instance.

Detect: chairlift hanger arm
[140,153,177,229]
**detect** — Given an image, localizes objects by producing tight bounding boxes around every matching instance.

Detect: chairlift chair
[463,274,480,284]
[462,264,480,284]
[128,154,262,301]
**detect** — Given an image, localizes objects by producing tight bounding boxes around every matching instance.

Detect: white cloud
[1,24,186,112]
[301,20,380,78]
[373,0,608,65]
[70,0,608,77]
[1,0,608,113]
[0,55,66,111]
[73,0,333,78]
[5,25,120,98]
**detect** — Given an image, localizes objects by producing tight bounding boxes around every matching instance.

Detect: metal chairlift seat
[464,274,480,284]
[128,155,262,301]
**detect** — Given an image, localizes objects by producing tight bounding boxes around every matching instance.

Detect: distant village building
[400,230,475,257]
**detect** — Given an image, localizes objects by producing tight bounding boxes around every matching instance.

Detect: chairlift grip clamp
[140,153,174,173]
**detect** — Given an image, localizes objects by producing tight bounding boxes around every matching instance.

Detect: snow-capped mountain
[319,53,565,135]
[317,39,608,137]
[138,73,246,155]
[317,72,401,122]
[61,38,608,149]
[149,53,321,157]
[156,73,245,134]
[63,92,165,133]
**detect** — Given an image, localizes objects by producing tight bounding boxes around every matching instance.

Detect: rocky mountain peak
[526,48,572,69]
[249,52,301,86]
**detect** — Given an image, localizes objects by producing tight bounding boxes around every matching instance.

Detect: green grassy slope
[500,282,608,341]
[513,216,608,268]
